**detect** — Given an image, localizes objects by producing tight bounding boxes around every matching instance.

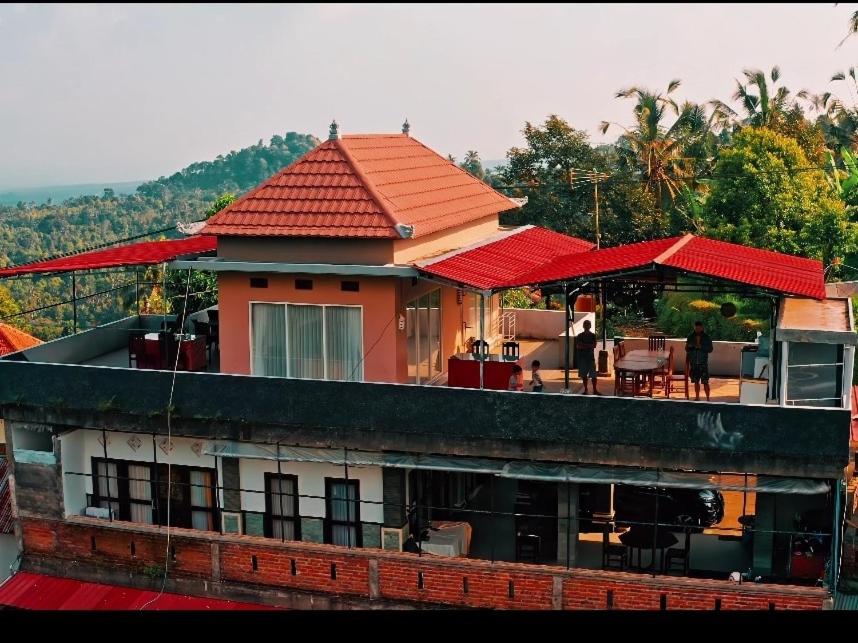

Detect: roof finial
[402,118,410,136]
[329,119,339,141]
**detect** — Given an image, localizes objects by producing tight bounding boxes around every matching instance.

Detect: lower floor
[31,428,836,589]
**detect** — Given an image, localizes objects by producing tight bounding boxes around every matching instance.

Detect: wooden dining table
[614,349,668,397]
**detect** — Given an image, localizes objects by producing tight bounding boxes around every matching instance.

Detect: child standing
[508,364,524,391]
[530,360,544,392]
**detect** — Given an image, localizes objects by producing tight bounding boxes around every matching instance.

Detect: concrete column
[211,542,221,581]
[557,482,579,567]
[753,492,776,575]
[368,559,379,599]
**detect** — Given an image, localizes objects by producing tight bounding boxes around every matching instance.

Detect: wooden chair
[471,339,489,360]
[664,348,689,399]
[516,533,541,563]
[613,344,637,396]
[618,341,627,358]
[664,529,691,575]
[192,319,214,363]
[648,334,666,351]
[602,525,628,570]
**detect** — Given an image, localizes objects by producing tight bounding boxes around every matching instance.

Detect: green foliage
[0,285,20,320]
[0,135,316,340]
[703,127,857,267]
[654,288,770,342]
[459,151,486,181]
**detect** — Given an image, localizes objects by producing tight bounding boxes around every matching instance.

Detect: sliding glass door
[406,289,442,384]
[251,303,363,381]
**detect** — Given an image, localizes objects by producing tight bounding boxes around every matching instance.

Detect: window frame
[324,477,362,547]
[263,472,301,541]
[249,301,364,381]
[406,287,443,384]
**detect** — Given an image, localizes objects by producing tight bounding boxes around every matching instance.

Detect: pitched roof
[420,231,827,298]
[0,323,42,356]
[0,236,216,279]
[202,134,518,239]
[417,226,594,290]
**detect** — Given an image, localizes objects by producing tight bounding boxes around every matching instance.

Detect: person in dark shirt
[685,320,714,401]
[576,319,599,395]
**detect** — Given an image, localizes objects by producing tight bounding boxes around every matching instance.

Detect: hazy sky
[3,3,858,188]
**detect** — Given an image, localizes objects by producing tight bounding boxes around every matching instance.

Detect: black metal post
[72,274,78,334]
[600,280,607,350]
[566,479,571,569]
[490,474,496,564]
[564,283,571,391]
[101,429,110,521]
[344,447,352,549]
[651,469,660,577]
[135,269,141,316]
[152,434,159,525]
[215,455,222,535]
[277,443,285,543]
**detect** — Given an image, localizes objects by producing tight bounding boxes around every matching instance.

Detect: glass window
[325,479,361,547]
[786,342,845,406]
[251,303,363,381]
[128,464,153,524]
[95,460,121,519]
[266,474,299,540]
[251,303,287,377]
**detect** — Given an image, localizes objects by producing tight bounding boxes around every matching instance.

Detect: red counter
[447,358,516,390]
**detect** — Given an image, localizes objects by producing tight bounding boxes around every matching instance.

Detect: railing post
[72,274,78,334]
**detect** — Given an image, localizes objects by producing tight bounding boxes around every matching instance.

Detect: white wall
[239,458,384,524]
[59,430,220,515]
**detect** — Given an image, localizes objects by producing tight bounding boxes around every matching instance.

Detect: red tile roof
[418,226,594,290]
[0,236,216,279]
[202,134,518,239]
[0,324,42,357]
[0,572,277,610]
[420,232,827,298]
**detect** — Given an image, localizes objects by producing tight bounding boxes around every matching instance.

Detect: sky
[2,3,858,188]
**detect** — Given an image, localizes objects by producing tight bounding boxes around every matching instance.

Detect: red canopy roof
[421,232,827,299]
[0,572,276,610]
[418,225,594,290]
[202,134,519,240]
[0,236,216,279]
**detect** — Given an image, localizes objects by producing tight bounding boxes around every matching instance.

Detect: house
[0,125,852,610]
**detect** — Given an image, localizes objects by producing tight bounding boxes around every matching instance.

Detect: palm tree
[601,80,716,208]
[803,68,858,153]
[710,67,794,128]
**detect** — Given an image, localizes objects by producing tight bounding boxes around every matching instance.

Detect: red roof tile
[0,236,216,279]
[418,226,594,290]
[203,135,518,239]
[0,572,277,610]
[0,324,42,357]
[421,232,827,298]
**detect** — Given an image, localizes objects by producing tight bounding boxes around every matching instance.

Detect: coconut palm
[710,67,794,128]
[601,80,717,208]
[804,68,858,152]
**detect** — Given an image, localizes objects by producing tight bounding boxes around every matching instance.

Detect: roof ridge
[334,139,407,237]
[653,233,695,265]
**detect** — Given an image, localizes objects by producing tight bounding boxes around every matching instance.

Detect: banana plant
[827,147,858,212]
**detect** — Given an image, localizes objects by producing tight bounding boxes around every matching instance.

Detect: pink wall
[218,273,400,383]
[218,272,465,385]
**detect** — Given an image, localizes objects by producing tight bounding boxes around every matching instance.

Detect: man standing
[685,320,714,401]
[576,319,599,395]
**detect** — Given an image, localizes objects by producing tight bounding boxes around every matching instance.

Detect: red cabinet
[447,358,516,390]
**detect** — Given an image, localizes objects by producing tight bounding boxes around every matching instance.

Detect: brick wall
[19,518,827,610]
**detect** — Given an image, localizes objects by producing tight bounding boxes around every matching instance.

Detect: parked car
[579,484,724,532]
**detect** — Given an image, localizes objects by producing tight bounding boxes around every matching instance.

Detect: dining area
[612,335,688,399]
[127,309,219,373]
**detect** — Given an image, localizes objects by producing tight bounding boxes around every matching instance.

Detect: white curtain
[329,481,357,547]
[287,304,324,379]
[251,304,287,376]
[128,464,153,524]
[268,476,296,540]
[97,461,120,518]
[325,306,362,381]
[190,470,214,531]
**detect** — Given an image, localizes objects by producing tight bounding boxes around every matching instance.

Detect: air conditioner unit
[381,525,409,552]
[85,506,112,520]
[221,511,243,535]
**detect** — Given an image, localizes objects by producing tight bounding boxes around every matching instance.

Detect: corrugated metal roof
[203,134,518,239]
[835,591,858,610]
[418,226,594,290]
[0,236,217,279]
[0,572,276,610]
